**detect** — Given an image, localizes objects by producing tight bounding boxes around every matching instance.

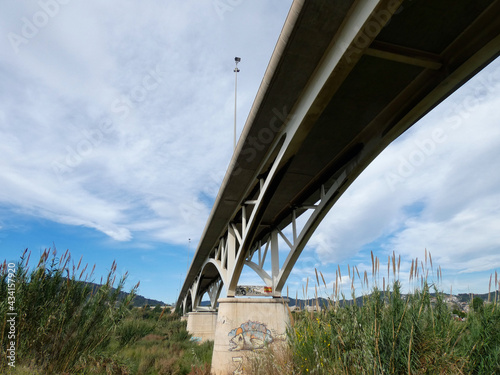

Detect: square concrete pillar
[186,311,218,343]
[211,298,290,374]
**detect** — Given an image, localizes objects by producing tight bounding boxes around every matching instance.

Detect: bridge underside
[179,0,500,314]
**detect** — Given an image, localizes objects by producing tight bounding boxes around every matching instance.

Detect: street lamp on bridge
[234,57,241,151]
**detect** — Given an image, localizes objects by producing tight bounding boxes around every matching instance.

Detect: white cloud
[0,1,293,248]
[1,1,498,300]
[307,60,500,289]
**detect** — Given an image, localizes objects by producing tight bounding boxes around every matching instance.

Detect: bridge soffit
[179,0,500,310]
[222,0,400,296]
[184,0,406,302]
[184,261,225,312]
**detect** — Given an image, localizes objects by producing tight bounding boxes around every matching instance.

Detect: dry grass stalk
[388,255,390,282]
[489,274,492,302]
[320,270,327,289]
[371,251,375,277]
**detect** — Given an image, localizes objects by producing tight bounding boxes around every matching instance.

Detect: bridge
[176,0,500,373]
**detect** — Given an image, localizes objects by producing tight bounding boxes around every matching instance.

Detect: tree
[471,296,484,312]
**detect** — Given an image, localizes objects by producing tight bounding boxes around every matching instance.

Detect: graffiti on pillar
[232,357,243,374]
[228,320,273,351]
[235,285,272,296]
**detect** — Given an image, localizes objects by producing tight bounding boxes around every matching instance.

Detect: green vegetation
[0,249,212,375]
[2,248,498,374]
[109,306,213,374]
[254,251,500,374]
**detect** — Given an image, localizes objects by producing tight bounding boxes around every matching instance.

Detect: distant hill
[171,291,498,310]
[287,291,496,309]
[288,296,364,308]
[82,281,167,307]
[455,292,492,303]
[128,292,167,308]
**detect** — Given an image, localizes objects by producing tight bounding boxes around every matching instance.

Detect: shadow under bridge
[178,0,500,314]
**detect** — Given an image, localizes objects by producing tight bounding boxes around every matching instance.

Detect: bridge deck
[180,0,500,303]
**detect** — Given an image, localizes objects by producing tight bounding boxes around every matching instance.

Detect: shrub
[471,296,484,312]
[116,319,157,347]
[0,249,138,374]
[455,302,500,373]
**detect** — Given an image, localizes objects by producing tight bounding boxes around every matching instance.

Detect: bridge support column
[211,298,290,375]
[186,311,218,343]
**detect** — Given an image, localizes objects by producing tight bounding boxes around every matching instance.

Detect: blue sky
[1,1,499,305]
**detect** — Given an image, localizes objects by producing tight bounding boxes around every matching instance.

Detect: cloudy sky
[1,1,499,304]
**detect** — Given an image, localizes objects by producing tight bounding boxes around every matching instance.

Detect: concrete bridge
[176,0,500,373]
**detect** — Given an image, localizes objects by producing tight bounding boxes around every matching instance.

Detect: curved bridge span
[178,0,500,315]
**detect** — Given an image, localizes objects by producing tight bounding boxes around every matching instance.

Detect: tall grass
[1,249,214,375]
[455,300,500,373]
[0,248,138,374]
[277,251,499,374]
[111,308,213,375]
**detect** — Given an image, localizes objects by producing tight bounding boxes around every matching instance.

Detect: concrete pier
[186,311,218,343]
[211,298,290,375]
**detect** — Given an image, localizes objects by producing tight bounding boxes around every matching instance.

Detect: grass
[0,249,213,375]
[0,248,137,374]
[2,248,498,374]
[110,308,213,375]
[260,251,500,374]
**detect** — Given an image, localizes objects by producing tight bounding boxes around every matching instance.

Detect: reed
[0,248,137,374]
[280,251,499,374]
[112,308,213,375]
[1,249,215,375]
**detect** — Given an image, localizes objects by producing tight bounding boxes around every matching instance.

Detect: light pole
[234,57,241,151]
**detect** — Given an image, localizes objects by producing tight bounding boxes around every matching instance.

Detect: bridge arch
[189,261,224,311]
[182,292,193,315]
[178,0,500,312]
[199,258,227,287]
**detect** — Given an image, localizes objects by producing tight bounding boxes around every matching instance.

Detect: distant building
[305,305,322,312]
